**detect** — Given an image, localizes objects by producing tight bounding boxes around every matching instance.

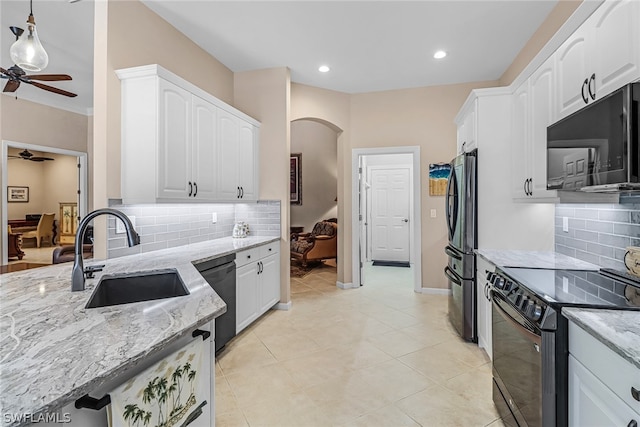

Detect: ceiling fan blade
[29,81,78,98]
[25,74,73,82]
[30,157,54,161]
[3,80,20,92]
[0,67,8,75]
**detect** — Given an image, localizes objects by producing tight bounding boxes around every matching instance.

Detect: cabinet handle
[588,73,596,100]
[523,179,528,196]
[237,186,241,199]
[75,394,111,410]
[192,329,211,341]
[581,78,589,104]
[632,386,640,402]
[193,182,198,197]
[240,186,244,198]
[627,420,637,427]
[188,181,193,197]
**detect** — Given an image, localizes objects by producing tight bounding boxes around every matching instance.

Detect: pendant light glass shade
[10,13,48,72]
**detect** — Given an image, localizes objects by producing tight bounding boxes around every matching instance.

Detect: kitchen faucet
[71,208,140,292]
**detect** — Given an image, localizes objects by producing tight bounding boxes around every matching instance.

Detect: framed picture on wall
[290,153,302,205]
[7,186,29,202]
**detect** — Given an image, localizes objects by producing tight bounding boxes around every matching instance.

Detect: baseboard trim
[336,281,356,289]
[274,301,292,310]
[421,287,451,295]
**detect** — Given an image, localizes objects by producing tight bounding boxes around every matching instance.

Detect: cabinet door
[556,26,590,119]
[217,110,241,200]
[237,122,258,200]
[191,96,218,200]
[259,253,280,313]
[591,0,640,99]
[511,81,530,199]
[529,57,557,199]
[569,355,640,427]
[157,79,192,200]
[475,256,494,360]
[236,262,259,333]
[462,100,477,152]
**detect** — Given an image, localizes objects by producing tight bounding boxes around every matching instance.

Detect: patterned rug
[290,261,321,278]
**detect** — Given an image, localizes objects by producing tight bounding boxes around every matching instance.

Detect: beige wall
[233,67,291,304]
[0,97,88,152]
[499,0,582,86]
[7,150,78,232]
[291,120,338,232]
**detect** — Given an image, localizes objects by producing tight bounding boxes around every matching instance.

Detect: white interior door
[370,167,410,262]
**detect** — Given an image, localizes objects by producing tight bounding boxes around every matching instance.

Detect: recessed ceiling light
[433,50,447,59]
[318,65,330,73]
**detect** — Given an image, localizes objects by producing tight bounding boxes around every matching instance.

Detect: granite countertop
[0,235,278,426]
[562,308,640,370]
[476,249,600,270]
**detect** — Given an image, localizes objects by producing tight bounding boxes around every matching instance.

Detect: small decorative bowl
[623,246,640,277]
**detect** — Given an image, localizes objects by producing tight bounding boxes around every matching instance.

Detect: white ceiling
[1,0,558,115]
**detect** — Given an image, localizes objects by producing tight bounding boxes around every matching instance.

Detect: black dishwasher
[195,253,236,353]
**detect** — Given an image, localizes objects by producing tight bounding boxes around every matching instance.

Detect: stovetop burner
[497,267,640,310]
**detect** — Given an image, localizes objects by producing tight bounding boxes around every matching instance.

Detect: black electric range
[488,267,640,427]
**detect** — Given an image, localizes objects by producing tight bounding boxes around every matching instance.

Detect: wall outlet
[562,216,569,233]
[211,212,217,223]
[430,209,437,218]
[116,215,136,234]
[562,277,569,293]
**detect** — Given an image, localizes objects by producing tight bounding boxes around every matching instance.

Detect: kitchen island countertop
[0,235,279,426]
[562,308,640,370]
[476,249,600,270]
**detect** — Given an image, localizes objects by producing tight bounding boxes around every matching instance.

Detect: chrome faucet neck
[71,208,140,292]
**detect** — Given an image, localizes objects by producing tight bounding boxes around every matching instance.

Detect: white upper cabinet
[511,80,531,199]
[556,25,589,119]
[455,99,477,154]
[556,0,640,120]
[217,110,259,201]
[157,79,193,200]
[529,57,557,199]
[117,64,260,204]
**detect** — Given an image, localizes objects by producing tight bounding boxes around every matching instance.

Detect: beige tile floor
[215,261,504,426]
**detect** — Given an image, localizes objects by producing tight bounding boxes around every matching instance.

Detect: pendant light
[9,0,49,72]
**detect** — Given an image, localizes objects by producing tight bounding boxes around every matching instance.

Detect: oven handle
[444,266,462,286]
[492,292,542,346]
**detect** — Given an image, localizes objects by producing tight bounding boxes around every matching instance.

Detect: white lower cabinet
[475,256,494,360]
[39,322,215,426]
[568,321,640,427]
[236,242,281,333]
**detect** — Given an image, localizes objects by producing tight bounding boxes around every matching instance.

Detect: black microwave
[547,82,640,192]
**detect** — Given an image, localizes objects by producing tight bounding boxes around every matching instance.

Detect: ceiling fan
[9,149,54,162]
[1,27,77,98]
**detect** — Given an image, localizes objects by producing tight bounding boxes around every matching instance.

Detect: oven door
[492,291,543,427]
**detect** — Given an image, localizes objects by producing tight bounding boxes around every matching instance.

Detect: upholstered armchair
[291,220,337,267]
[22,213,55,248]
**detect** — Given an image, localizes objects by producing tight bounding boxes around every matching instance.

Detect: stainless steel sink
[85,269,190,309]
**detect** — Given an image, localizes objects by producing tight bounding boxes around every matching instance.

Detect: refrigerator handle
[445,166,457,240]
[445,245,462,260]
[444,266,462,286]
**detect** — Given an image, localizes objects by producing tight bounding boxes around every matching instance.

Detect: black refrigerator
[444,149,477,342]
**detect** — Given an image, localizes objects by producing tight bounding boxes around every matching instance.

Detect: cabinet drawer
[569,321,640,412]
[260,241,280,258]
[235,248,260,268]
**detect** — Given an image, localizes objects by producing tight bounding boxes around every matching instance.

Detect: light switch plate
[430,209,437,218]
[116,215,136,234]
[562,217,569,233]
[212,213,217,223]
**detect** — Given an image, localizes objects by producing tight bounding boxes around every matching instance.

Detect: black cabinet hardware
[193,182,198,197]
[588,73,596,100]
[75,394,111,410]
[192,329,211,341]
[632,386,640,401]
[188,181,193,197]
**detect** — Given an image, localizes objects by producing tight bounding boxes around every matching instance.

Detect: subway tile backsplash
[555,203,640,271]
[107,201,280,259]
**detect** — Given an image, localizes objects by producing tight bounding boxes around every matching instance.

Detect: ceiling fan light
[10,14,48,72]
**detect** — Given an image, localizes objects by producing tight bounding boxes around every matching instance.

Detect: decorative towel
[107,337,208,427]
